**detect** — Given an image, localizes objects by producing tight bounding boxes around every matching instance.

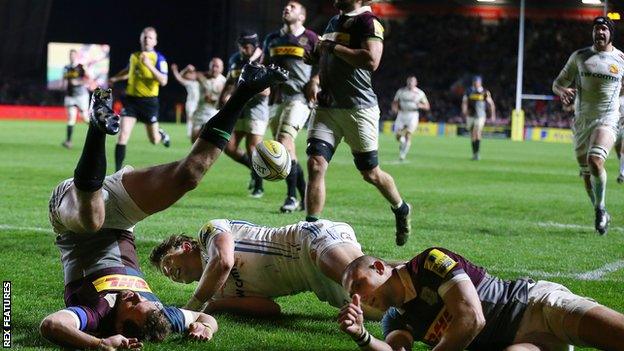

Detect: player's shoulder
[198,219,231,246]
[611,47,624,62]
[303,28,320,40]
[413,247,459,277]
[265,29,281,40]
[572,46,594,59]
[228,52,241,65]
[154,50,167,61]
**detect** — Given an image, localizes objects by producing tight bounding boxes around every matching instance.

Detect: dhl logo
[270,46,305,58]
[469,93,485,101]
[424,308,453,345]
[92,274,152,293]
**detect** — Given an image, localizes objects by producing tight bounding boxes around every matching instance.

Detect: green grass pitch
[1,120,622,350]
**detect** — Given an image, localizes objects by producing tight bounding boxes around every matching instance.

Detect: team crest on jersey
[424,249,457,278]
[298,36,309,47]
[610,64,619,74]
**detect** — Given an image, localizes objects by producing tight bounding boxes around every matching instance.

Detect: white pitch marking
[495,260,624,281]
[0,224,52,233]
[0,223,168,244]
[537,221,624,233]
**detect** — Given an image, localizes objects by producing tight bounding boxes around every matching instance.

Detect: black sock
[252,170,263,191]
[115,144,126,172]
[73,124,107,192]
[295,162,306,201]
[236,153,252,169]
[66,125,74,142]
[471,141,477,154]
[199,87,257,149]
[286,160,298,198]
[305,215,319,222]
[392,201,409,215]
[475,140,481,153]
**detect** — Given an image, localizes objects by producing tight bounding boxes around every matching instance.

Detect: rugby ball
[252,140,292,181]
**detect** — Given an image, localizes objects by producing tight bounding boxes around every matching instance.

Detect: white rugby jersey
[394,87,428,112]
[198,74,226,110]
[197,219,322,299]
[181,80,200,110]
[555,46,624,122]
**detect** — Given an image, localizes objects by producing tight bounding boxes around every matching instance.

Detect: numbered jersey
[555,46,624,123]
[197,219,360,301]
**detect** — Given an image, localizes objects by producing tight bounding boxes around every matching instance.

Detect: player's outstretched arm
[461,95,468,118]
[109,68,129,84]
[185,231,235,311]
[39,310,142,349]
[171,63,192,86]
[205,297,282,317]
[433,279,485,351]
[338,295,393,351]
[486,92,496,121]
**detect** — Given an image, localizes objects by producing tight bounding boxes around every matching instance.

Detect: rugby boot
[159,128,171,148]
[393,203,412,246]
[238,63,289,95]
[280,196,300,213]
[595,207,611,235]
[89,87,120,135]
[617,173,624,184]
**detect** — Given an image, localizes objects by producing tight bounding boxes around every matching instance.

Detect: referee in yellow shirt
[109,26,170,171]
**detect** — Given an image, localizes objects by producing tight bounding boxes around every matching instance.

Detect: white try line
[494,260,624,281]
[0,224,167,244]
[537,221,624,233]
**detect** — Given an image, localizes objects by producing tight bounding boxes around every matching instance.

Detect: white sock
[591,170,607,209]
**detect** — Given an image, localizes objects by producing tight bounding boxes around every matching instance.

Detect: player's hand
[187,64,196,71]
[171,63,178,71]
[100,334,143,350]
[304,80,319,103]
[188,322,214,341]
[303,49,319,65]
[318,40,337,55]
[338,294,365,338]
[559,87,576,105]
[140,52,152,67]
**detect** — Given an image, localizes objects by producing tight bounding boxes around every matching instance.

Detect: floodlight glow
[608,12,621,20]
[581,0,601,4]
[477,0,496,2]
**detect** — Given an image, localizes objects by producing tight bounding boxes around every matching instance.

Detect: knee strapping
[353,150,379,171]
[589,145,609,161]
[306,138,335,163]
[579,164,590,177]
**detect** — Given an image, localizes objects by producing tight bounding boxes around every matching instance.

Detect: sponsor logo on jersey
[469,93,485,101]
[424,308,453,345]
[580,71,620,81]
[610,64,619,74]
[424,249,457,278]
[270,46,305,58]
[92,274,152,293]
[373,19,385,39]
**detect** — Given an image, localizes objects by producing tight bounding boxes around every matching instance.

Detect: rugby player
[150,219,369,317]
[338,248,624,350]
[263,1,319,212]
[461,75,496,161]
[221,31,270,198]
[391,75,430,161]
[109,26,171,172]
[614,85,624,184]
[304,0,412,246]
[40,63,288,348]
[171,63,200,141]
[191,58,226,143]
[553,16,624,235]
[62,49,90,149]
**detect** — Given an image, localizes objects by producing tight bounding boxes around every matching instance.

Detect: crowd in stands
[1,15,594,129]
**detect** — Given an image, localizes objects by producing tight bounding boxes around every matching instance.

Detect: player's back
[200,219,318,299]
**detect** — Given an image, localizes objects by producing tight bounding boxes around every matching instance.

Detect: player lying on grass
[40,63,288,349]
[150,219,382,318]
[338,247,624,351]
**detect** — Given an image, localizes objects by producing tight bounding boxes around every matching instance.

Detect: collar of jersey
[395,265,417,303]
[281,25,306,37]
[343,5,372,17]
